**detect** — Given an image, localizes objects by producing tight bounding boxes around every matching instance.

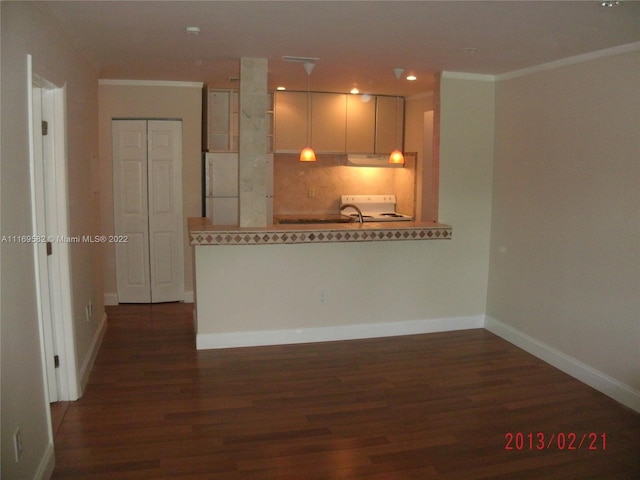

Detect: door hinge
[46,241,53,256]
[54,355,60,368]
[42,120,49,136]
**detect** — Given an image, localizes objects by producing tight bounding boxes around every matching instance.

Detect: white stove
[340,195,413,222]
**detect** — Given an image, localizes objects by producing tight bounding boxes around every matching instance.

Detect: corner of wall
[485,316,640,413]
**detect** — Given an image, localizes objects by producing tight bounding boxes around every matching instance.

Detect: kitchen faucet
[340,204,364,223]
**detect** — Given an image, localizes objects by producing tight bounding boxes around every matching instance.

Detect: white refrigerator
[203,153,273,225]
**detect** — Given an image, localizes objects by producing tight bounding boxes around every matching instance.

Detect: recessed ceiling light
[277,86,286,91]
[185,26,201,35]
[406,75,417,81]
[350,88,360,94]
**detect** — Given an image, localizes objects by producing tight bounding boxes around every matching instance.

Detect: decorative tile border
[189,223,452,246]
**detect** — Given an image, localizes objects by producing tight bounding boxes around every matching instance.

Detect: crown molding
[441,72,495,82]
[496,41,640,81]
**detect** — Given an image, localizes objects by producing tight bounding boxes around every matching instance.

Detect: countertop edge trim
[189,225,452,246]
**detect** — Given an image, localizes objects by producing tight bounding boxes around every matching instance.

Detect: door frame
[28,55,79,405]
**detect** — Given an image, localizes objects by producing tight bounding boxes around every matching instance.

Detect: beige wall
[488,50,640,393]
[1,2,101,478]
[195,76,495,338]
[98,82,203,301]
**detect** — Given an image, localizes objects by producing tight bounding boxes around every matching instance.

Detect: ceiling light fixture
[350,88,360,94]
[299,62,317,162]
[389,68,405,165]
[406,74,417,81]
[282,56,320,63]
[185,26,201,35]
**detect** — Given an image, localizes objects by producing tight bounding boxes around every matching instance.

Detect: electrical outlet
[14,428,23,462]
[308,188,316,198]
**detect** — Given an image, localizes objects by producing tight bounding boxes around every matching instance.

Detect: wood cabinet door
[311,92,346,153]
[274,91,307,152]
[375,96,404,154]
[346,95,375,153]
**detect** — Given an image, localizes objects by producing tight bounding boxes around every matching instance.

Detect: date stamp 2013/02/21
[505,432,606,451]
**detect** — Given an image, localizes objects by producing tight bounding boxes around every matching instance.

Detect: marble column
[238,57,269,227]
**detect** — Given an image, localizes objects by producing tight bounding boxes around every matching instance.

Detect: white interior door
[113,119,184,303]
[31,85,58,402]
[113,120,151,303]
[30,60,78,402]
[147,120,184,302]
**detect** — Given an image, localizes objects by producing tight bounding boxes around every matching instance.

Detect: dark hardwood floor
[51,303,640,479]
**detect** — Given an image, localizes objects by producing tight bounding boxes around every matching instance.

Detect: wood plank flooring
[52,303,640,479]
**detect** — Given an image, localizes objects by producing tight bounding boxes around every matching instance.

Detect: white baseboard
[485,315,640,413]
[196,315,484,350]
[183,290,194,303]
[78,312,107,395]
[104,291,194,305]
[34,442,55,480]
[104,292,118,306]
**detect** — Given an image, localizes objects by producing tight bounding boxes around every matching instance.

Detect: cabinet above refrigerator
[202,87,274,153]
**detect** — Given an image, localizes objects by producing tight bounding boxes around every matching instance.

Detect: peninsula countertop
[189,217,452,246]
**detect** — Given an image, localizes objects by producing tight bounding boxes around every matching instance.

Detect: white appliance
[203,153,273,225]
[340,194,413,222]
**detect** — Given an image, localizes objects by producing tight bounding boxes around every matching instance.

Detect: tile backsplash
[273,153,416,217]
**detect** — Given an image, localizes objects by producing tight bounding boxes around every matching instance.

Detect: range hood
[345,154,403,168]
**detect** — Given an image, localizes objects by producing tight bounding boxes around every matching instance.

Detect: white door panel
[124,232,148,284]
[114,120,150,303]
[150,161,173,213]
[113,119,184,303]
[147,120,184,302]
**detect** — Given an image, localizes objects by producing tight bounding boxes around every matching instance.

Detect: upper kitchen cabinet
[205,87,274,153]
[311,92,346,153]
[274,91,307,152]
[346,95,375,153]
[274,91,346,153]
[205,88,239,152]
[274,91,403,155]
[375,95,404,155]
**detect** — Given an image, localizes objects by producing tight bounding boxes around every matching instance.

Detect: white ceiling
[39,0,640,96]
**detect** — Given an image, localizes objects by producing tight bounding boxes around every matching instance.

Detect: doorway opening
[112,119,185,303]
[28,55,79,414]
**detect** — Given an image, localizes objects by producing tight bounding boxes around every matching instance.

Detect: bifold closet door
[113,119,184,303]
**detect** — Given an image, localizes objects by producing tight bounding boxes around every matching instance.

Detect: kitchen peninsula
[189,217,462,351]
[189,216,451,245]
[191,58,464,351]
